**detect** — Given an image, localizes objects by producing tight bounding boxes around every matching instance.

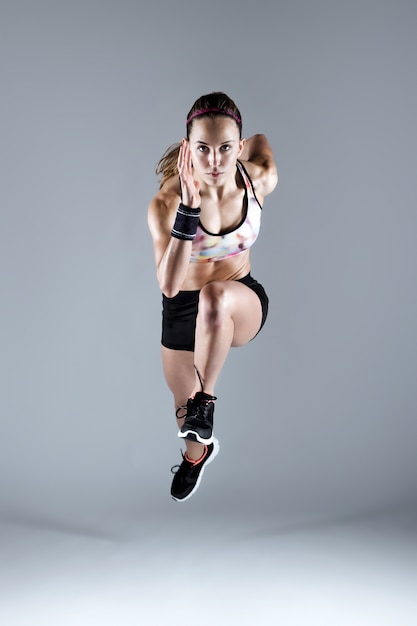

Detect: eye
[198,146,209,152]
[220,144,231,151]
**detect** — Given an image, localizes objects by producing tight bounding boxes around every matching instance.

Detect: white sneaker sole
[178,428,214,445]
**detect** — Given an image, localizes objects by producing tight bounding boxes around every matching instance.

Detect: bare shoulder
[240,134,278,198]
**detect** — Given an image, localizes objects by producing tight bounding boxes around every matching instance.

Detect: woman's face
[187,116,245,186]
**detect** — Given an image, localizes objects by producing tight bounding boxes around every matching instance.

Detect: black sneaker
[171,438,219,502]
[178,391,216,444]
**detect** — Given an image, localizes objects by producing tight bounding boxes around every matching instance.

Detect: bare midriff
[179,249,252,291]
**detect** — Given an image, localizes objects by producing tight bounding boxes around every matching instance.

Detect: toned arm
[147,192,193,298]
[148,139,203,298]
[240,134,278,197]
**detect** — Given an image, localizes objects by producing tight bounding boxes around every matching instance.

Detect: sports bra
[190,161,262,263]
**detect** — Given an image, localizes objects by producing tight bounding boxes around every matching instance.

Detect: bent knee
[198,282,230,324]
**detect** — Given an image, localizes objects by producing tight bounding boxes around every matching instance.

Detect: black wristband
[171,203,201,241]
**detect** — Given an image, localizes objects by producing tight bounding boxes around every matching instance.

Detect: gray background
[1,0,416,524]
[0,2,417,622]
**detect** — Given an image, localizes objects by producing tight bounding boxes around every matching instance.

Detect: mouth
[208,171,223,178]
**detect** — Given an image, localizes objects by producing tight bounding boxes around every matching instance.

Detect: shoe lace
[175,404,188,419]
[171,449,186,474]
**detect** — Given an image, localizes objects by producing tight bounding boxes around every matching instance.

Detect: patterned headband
[186,107,242,126]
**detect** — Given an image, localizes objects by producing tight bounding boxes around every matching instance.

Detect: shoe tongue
[195,391,216,402]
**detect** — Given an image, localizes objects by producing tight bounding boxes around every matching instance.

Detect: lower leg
[176,286,235,450]
[192,281,264,396]
[161,348,207,461]
[192,285,235,396]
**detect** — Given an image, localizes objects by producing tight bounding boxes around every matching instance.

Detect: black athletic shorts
[161,273,269,352]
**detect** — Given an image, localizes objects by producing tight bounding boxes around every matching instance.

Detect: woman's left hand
[177,139,201,208]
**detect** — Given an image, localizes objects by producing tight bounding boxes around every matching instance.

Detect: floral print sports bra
[190,161,262,263]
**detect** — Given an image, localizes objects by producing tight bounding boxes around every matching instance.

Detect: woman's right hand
[177,139,201,208]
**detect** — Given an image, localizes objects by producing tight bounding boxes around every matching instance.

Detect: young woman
[147,92,278,502]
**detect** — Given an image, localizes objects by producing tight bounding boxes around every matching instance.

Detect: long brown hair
[155,92,242,189]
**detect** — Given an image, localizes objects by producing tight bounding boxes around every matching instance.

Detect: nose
[208,149,221,167]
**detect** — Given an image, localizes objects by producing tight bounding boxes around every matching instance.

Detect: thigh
[229,281,264,346]
[200,280,264,347]
[161,346,196,406]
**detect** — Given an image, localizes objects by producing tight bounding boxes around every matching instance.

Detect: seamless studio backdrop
[1,0,417,545]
